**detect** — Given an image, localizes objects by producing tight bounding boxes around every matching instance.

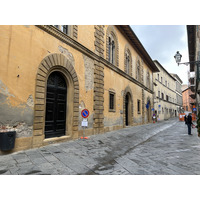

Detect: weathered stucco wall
[0,25,94,152]
[0,81,33,138]
[0,25,155,154]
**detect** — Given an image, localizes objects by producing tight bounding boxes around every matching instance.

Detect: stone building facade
[153,60,181,120]
[170,73,183,113]
[0,25,159,153]
[182,86,196,112]
[187,25,200,113]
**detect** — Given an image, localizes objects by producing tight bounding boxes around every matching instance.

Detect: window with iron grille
[108,37,115,64]
[54,25,68,35]
[109,91,115,112]
[61,25,68,34]
[137,99,141,114]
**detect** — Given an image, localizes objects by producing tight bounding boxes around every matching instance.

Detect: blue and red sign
[81,109,89,118]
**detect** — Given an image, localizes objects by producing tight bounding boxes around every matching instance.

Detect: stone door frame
[123,86,133,127]
[32,53,79,148]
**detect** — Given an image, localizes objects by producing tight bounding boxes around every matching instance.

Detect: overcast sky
[130,25,189,85]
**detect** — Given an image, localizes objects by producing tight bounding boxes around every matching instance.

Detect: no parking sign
[81,109,89,118]
[81,109,89,139]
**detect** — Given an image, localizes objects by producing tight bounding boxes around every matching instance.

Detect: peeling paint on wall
[0,94,34,125]
[0,80,34,138]
[58,46,75,67]
[104,116,123,127]
[133,116,143,124]
[26,95,34,107]
[0,80,15,97]
[83,55,94,91]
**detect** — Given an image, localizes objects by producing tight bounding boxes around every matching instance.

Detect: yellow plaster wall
[77,25,95,53]
[104,66,146,126]
[103,25,153,85]
[0,25,94,111]
[0,25,155,153]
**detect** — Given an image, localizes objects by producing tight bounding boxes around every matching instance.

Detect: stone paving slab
[1,118,200,175]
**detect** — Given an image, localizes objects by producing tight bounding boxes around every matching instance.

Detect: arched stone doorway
[125,93,132,126]
[33,53,79,147]
[123,86,133,127]
[45,71,67,138]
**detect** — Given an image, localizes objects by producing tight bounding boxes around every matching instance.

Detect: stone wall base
[0,122,152,154]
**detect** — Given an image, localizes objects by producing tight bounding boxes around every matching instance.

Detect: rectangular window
[161,77,163,83]
[109,92,115,112]
[158,91,160,98]
[137,100,141,114]
[61,25,68,34]
[157,74,159,81]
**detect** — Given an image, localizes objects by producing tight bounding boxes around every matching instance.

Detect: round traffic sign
[81,109,89,118]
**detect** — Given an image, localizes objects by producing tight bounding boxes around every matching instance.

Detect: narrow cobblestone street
[0,118,200,175]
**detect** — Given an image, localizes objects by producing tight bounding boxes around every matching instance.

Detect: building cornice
[36,25,154,94]
[117,25,159,73]
[187,25,196,72]
[156,97,181,107]
[170,73,183,84]
[155,79,177,94]
[154,60,177,81]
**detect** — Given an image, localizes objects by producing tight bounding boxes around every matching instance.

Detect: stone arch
[124,44,132,76]
[123,86,133,127]
[106,25,119,67]
[33,53,79,145]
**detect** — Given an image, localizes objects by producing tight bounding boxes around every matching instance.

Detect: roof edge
[117,25,159,73]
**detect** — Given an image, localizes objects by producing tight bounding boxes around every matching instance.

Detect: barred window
[126,53,130,74]
[137,100,141,114]
[61,25,68,34]
[109,37,115,64]
[109,91,115,112]
[54,25,69,35]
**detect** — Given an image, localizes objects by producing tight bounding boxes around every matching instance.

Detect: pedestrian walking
[152,113,156,123]
[187,113,193,135]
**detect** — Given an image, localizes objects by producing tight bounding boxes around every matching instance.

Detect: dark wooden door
[125,94,129,126]
[45,72,67,138]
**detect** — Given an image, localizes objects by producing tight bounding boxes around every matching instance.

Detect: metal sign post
[81,109,89,139]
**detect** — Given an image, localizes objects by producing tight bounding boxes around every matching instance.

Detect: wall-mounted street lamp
[174,51,200,66]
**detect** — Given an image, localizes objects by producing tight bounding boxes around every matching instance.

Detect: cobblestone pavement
[0,118,199,175]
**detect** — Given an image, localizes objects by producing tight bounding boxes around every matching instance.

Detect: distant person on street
[184,115,187,125]
[187,113,193,135]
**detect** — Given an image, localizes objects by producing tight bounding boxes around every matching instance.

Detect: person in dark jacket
[187,113,193,135]
[184,115,187,125]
